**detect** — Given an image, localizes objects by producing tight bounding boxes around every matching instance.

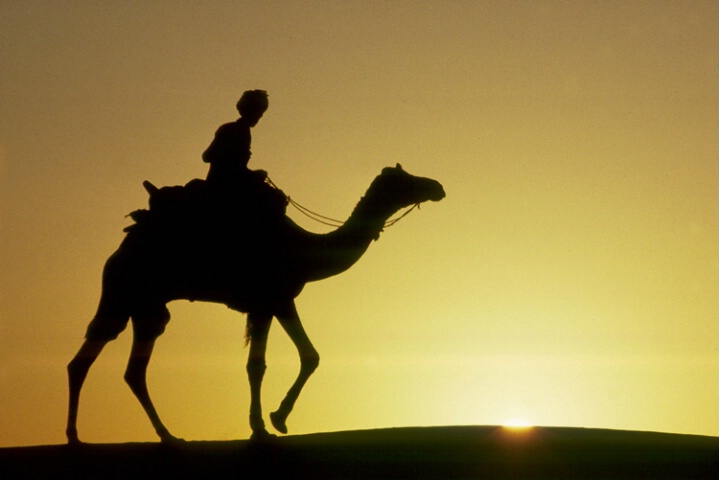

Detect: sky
[0,1,716,447]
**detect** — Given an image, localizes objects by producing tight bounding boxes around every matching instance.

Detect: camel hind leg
[246,311,273,440]
[124,307,179,443]
[124,335,180,443]
[67,308,130,444]
[66,339,108,444]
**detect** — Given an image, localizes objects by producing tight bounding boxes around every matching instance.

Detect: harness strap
[266,176,420,230]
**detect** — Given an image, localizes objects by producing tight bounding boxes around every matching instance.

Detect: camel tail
[243,313,269,347]
[244,315,252,347]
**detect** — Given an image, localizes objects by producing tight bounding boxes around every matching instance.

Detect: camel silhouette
[66,164,445,443]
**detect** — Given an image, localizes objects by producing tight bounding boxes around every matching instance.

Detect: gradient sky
[1,1,716,447]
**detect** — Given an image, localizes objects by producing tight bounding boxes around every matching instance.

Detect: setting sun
[503,419,534,429]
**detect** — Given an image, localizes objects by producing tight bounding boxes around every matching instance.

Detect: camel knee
[123,369,135,386]
[68,340,107,386]
[124,371,138,393]
[246,359,267,379]
[124,363,148,394]
[67,358,84,382]
[67,355,94,389]
[301,353,319,374]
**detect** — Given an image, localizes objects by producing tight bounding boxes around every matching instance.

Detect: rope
[288,197,345,227]
[383,202,420,227]
[266,176,419,229]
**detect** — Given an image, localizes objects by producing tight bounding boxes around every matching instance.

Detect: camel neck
[304,193,397,282]
[342,193,395,240]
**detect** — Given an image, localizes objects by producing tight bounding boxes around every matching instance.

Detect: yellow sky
[1,1,716,446]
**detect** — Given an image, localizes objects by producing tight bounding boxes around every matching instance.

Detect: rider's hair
[237,90,269,116]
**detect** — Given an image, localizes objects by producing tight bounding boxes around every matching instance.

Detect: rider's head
[237,90,269,126]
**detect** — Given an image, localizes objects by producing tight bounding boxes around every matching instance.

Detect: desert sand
[1,426,716,479]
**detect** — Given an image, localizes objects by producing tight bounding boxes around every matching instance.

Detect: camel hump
[143,180,159,195]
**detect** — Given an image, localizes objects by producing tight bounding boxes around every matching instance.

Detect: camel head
[367,164,445,211]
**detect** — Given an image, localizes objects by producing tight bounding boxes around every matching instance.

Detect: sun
[502,418,533,429]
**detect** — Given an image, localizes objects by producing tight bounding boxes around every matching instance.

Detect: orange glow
[0,1,716,446]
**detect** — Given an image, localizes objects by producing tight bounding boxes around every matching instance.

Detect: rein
[266,176,420,229]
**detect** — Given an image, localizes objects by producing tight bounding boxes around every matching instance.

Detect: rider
[202,90,286,218]
[131,90,283,234]
[203,89,269,188]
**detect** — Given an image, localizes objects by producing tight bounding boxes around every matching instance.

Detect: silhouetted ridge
[2,426,716,480]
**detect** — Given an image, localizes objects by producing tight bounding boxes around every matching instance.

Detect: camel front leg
[270,302,319,434]
[246,312,272,440]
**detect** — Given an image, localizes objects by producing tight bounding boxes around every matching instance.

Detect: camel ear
[396,163,403,171]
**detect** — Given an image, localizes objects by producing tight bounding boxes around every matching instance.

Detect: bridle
[266,176,420,229]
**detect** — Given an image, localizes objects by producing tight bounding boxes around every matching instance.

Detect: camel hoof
[250,429,277,443]
[67,437,83,447]
[270,411,288,434]
[159,433,186,445]
[66,430,82,446]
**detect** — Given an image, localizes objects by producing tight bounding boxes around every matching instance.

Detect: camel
[66,164,445,443]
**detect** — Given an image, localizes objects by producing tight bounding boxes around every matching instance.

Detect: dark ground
[1,426,716,479]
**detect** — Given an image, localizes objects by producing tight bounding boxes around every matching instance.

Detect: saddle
[125,176,288,235]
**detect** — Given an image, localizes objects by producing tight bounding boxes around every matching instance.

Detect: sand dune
[1,426,716,479]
